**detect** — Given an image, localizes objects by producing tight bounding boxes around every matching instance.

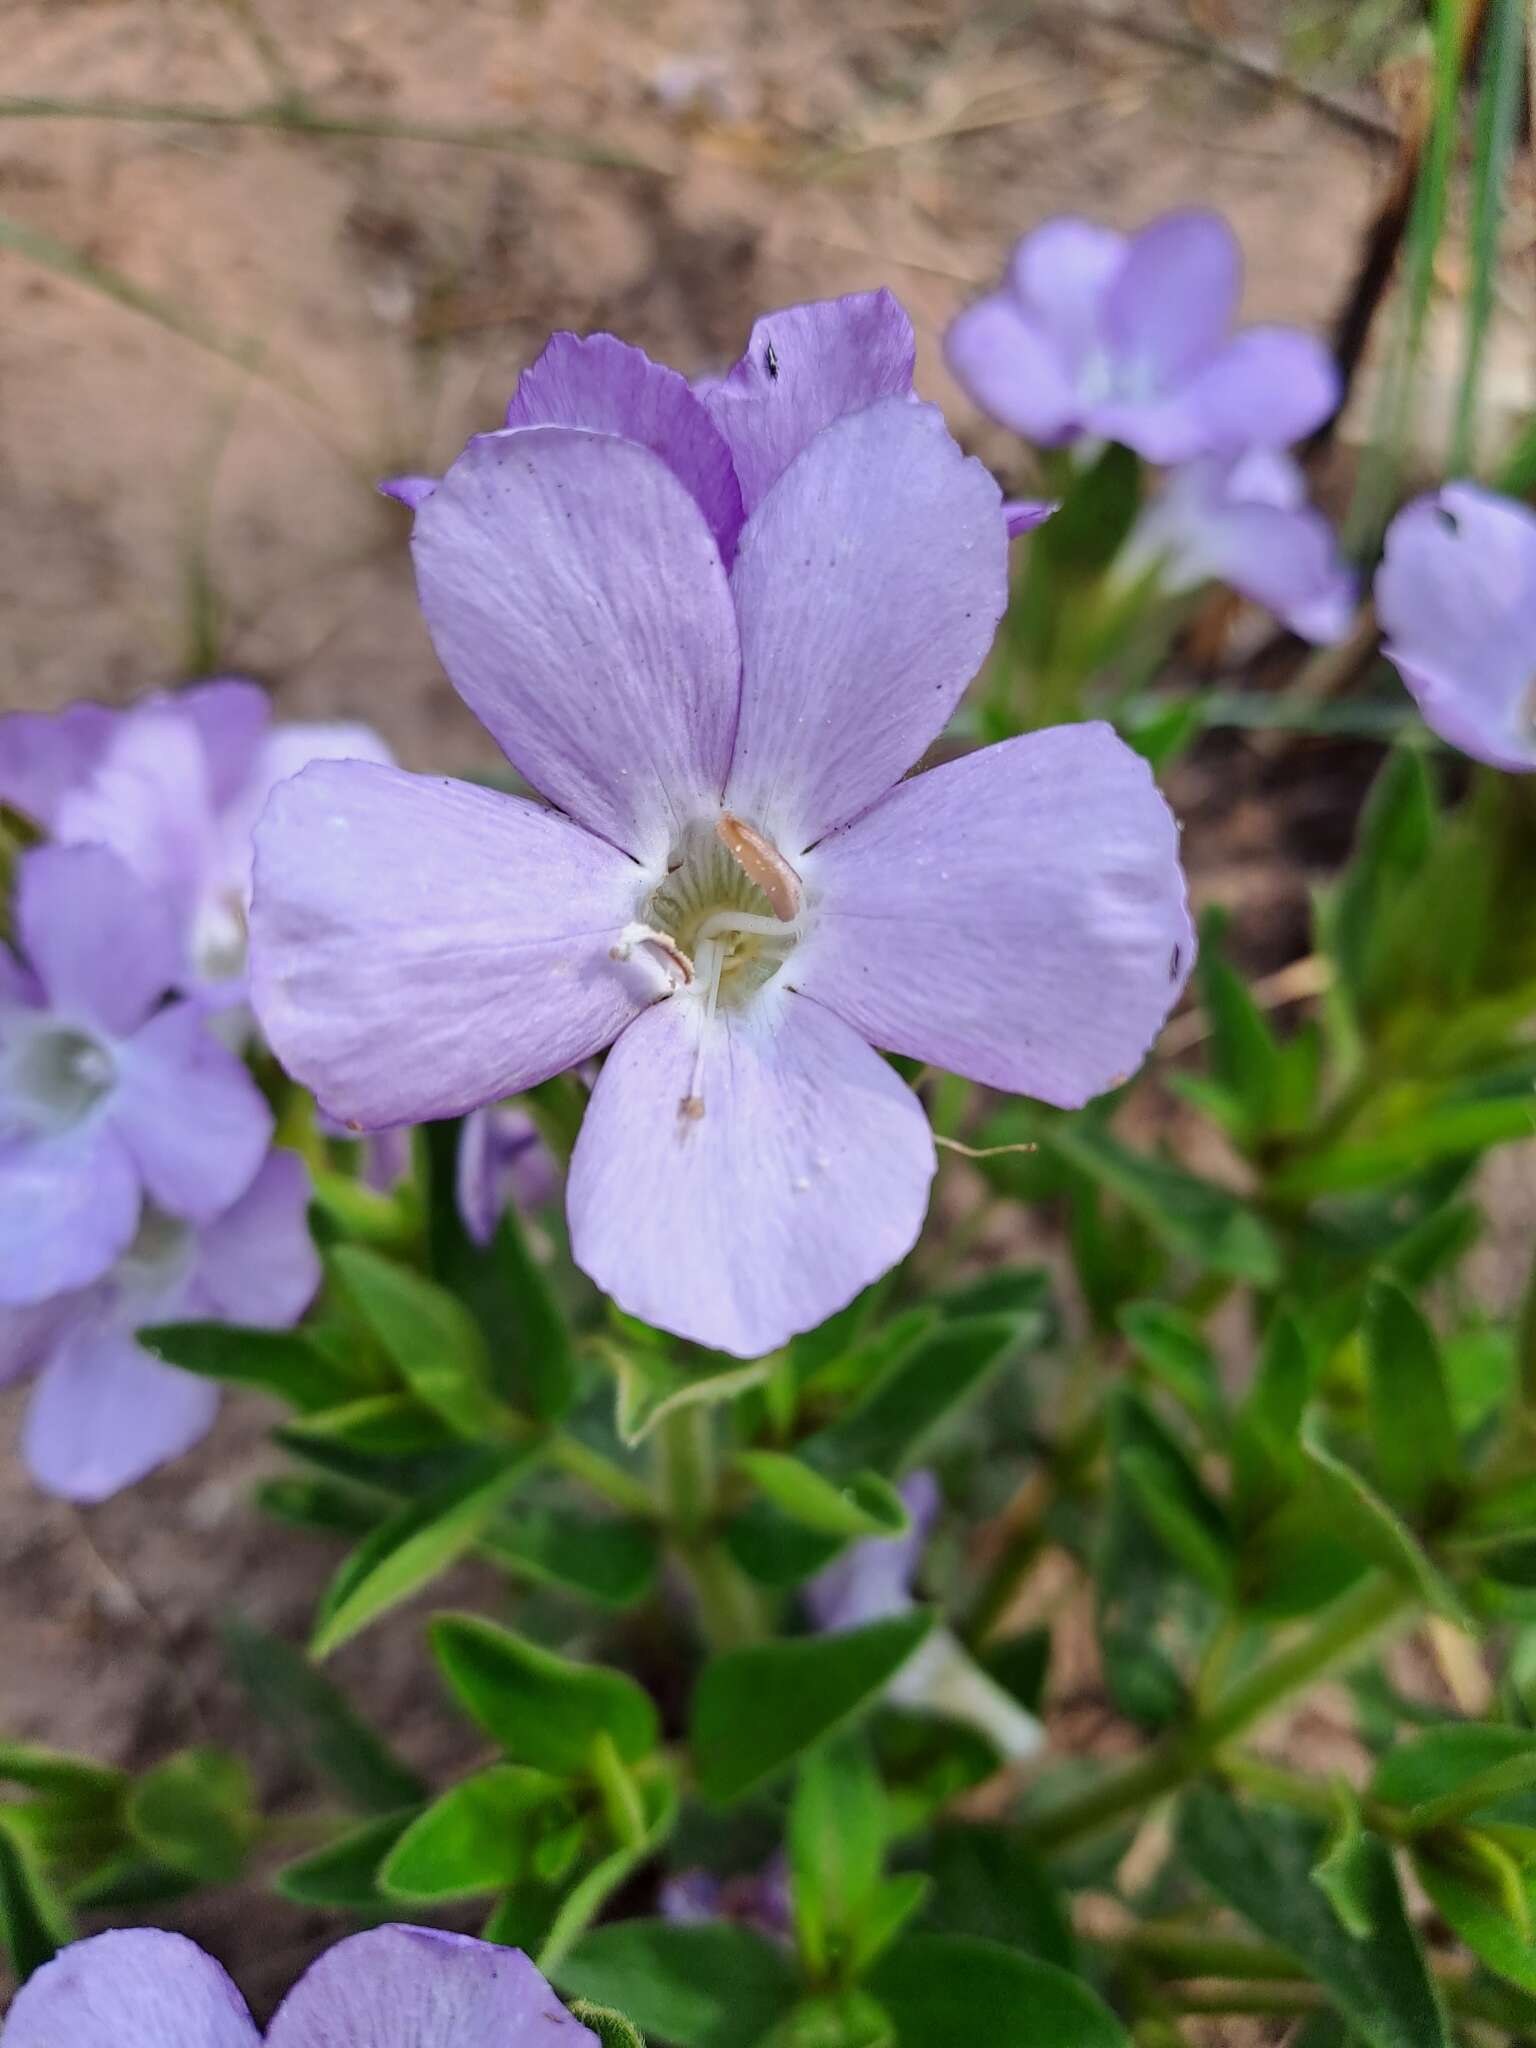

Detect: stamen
[717,814,802,922]
[610,922,694,987]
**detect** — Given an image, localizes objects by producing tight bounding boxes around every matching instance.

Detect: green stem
[1116,1927,1304,1982]
[588,1731,646,1849]
[1027,1574,1411,1853]
[655,1406,767,1649]
[548,1434,655,1520]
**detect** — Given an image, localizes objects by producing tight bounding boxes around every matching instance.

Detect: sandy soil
[0,4,1497,2039]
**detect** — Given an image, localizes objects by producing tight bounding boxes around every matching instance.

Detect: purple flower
[806,1472,1042,1762]
[0,845,272,1307]
[0,1149,317,1501]
[252,302,1192,1358]
[660,1853,793,1940]
[0,1924,598,2047]
[457,1104,560,1246]
[946,211,1339,464]
[1119,449,1355,644]
[3,679,393,1000]
[1377,483,1536,772]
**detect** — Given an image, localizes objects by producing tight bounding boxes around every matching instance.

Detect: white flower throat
[10,1025,115,1134]
[609,812,805,1119]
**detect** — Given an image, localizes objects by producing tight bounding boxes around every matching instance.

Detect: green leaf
[610,1347,774,1449]
[0,1818,71,1983]
[1117,1301,1222,1431]
[0,1744,125,1808]
[1329,749,1435,1006]
[330,1243,510,1439]
[788,1732,887,1977]
[493,1205,578,1420]
[1312,1787,1377,1940]
[1036,441,1141,573]
[1299,1412,1471,1627]
[868,1934,1130,2048]
[537,1771,680,1977]
[557,1922,801,2048]
[1363,1280,1460,1518]
[1414,1843,1536,1995]
[381,1765,573,1901]
[1197,906,1282,1136]
[125,1748,255,1885]
[311,1445,541,1657]
[692,1614,934,1805]
[431,1613,659,1775]
[137,1321,355,1413]
[922,1822,1075,1970]
[255,1473,384,1537]
[280,1392,460,1457]
[1272,1093,1536,1199]
[275,1808,418,1908]
[219,1615,426,1813]
[1044,1117,1279,1283]
[738,1454,909,1540]
[847,1873,930,1978]
[570,2004,648,2048]
[483,1510,660,1608]
[1372,1725,1536,1827]
[803,1316,1033,1480]
[1178,1784,1450,2048]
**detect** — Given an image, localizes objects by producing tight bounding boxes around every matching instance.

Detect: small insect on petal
[717,814,801,922]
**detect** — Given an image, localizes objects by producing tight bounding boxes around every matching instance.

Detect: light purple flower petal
[567,989,936,1358]
[796,725,1193,1106]
[381,474,438,510]
[265,1925,598,2048]
[1103,209,1240,389]
[0,1128,139,1306]
[216,717,396,910]
[1179,326,1340,452]
[703,291,916,517]
[1004,498,1057,538]
[250,761,654,1129]
[411,426,741,866]
[0,701,115,830]
[724,398,1007,853]
[55,706,217,928]
[23,1315,222,1501]
[194,1149,320,1326]
[112,1003,273,1222]
[1008,217,1126,363]
[507,330,745,561]
[0,1293,74,1388]
[943,291,1082,445]
[805,1470,941,1631]
[175,677,274,808]
[16,844,179,1034]
[0,1928,260,2048]
[457,1106,557,1246]
[1377,484,1536,772]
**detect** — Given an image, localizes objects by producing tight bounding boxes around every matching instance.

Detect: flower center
[11,1026,115,1131]
[116,1205,196,1298]
[645,814,803,1016]
[192,886,249,985]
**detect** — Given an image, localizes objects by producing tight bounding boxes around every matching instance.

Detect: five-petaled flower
[251,294,1194,1358]
[0,844,273,1307]
[946,211,1339,464]
[0,1149,317,1502]
[0,1924,597,2047]
[1377,483,1536,773]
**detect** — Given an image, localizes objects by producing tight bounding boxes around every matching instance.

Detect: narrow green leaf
[557,1922,801,2048]
[220,1615,426,1813]
[610,1348,774,1449]
[1364,1279,1460,1517]
[537,1772,680,1977]
[738,1453,909,1540]
[1373,1725,1536,1827]
[125,1749,255,1885]
[922,1822,1075,1971]
[1197,907,1282,1134]
[1312,1787,1377,1940]
[0,1745,125,1807]
[1273,1095,1536,1199]
[1414,1844,1536,1995]
[280,1392,460,1457]
[788,1732,886,1976]
[1117,1301,1222,1430]
[311,1445,541,1657]
[803,1316,1031,1479]
[1178,1785,1450,2048]
[431,1613,659,1775]
[482,1510,659,1609]
[330,1243,509,1439]
[1450,0,1523,469]
[137,1321,354,1413]
[692,1614,934,1805]
[1299,1411,1471,1627]
[381,1765,573,1902]
[0,1819,71,1984]
[493,1205,578,1421]
[274,1808,418,1908]
[869,1934,1130,2048]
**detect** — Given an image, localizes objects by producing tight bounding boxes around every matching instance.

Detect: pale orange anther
[716,814,802,923]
